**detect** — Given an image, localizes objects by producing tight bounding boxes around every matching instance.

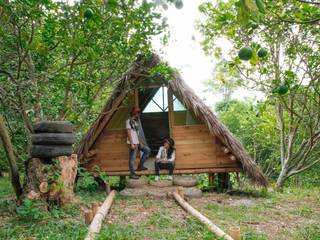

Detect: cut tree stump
[58,154,78,204]
[22,154,78,205]
[173,192,234,240]
[85,190,116,240]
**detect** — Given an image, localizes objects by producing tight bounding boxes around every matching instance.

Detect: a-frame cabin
[78,54,267,186]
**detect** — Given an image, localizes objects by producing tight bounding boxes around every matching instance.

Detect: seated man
[154,138,176,181]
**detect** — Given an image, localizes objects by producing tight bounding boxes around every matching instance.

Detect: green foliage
[199,0,320,189]
[295,224,320,240]
[77,167,98,192]
[149,62,174,83]
[0,0,170,174]
[216,99,281,178]
[16,199,48,221]
[93,165,108,183]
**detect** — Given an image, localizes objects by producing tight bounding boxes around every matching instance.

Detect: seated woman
[155,138,176,181]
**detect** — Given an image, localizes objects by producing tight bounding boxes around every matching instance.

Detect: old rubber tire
[126,178,148,188]
[119,188,148,197]
[183,187,202,198]
[33,121,73,133]
[31,145,73,158]
[147,189,167,198]
[149,180,173,188]
[173,176,197,187]
[32,133,75,145]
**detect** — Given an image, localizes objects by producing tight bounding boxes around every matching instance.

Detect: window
[143,86,168,113]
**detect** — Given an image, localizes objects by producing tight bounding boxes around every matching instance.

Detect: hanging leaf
[250,48,259,65]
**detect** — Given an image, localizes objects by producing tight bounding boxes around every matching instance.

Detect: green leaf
[250,48,259,65]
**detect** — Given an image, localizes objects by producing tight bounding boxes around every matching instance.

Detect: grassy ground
[0,177,319,240]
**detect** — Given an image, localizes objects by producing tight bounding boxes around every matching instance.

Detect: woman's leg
[154,161,160,176]
[168,162,175,175]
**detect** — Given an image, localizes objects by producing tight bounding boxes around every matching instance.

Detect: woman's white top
[156,146,175,162]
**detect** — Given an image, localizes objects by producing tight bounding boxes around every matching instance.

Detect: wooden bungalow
[77,54,267,186]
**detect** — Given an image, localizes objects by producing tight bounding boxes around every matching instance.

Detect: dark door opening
[140,112,169,156]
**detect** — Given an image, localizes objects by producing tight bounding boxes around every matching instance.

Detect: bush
[77,168,98,192]
[16,199,48,221]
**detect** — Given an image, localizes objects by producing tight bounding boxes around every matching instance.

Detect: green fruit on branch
[277,85,289,95]
[84,8,94,19]
[258,48,268,57]
[238,46,253,61]
[175,0,183,9]
[272,84,289,95]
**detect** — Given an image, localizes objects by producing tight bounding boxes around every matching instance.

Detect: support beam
[173,192,234,240]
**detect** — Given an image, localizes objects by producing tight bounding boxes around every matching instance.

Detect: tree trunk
[0,115,22,198]
[275,166,288,192]
[22,154,78,205]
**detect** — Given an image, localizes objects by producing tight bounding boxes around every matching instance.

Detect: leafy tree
[199,0,320,191]
[0,0,169,173]
[215,99,280,179]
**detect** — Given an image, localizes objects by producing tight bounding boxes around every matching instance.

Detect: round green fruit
[258,48,268,58]
[175,0,183,9]
[277,85,289,95]
[84,8,94,19]
[238,47,253,61]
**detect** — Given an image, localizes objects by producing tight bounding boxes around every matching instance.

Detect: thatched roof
[77,54,268,186]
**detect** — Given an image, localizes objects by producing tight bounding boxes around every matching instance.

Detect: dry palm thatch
[169,72,268,186]
[77,54,268,186]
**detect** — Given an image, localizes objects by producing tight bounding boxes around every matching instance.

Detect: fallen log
[84,190,116,240]
[172,192,234,240]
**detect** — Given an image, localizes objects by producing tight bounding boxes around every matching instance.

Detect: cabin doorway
[139,86,170,156]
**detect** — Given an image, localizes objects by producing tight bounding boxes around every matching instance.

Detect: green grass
[0,176,319,240]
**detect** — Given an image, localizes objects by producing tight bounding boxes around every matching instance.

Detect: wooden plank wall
[85,128,139,172]
[85,124,240,173]
[173,125,239,170]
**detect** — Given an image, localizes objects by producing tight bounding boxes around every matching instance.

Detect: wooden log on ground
[85,190,116,240]
[172,192,234,240]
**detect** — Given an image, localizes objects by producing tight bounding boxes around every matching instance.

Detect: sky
[152,0,264,109]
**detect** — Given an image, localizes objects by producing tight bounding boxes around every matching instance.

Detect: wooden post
[229,226,241,240]
[105,182,111,195]
[208,173,215,191]
[92,202,100,216]
[85,190,116,240]
[84,209,94,225]
[168,87,174,137]
[173,192,234,240]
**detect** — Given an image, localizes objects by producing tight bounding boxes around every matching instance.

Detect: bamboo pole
[172,192,234,240]
[85,190,116,240]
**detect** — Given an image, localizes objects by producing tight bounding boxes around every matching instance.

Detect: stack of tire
[31,121,75,161]
[173,176,202,198]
